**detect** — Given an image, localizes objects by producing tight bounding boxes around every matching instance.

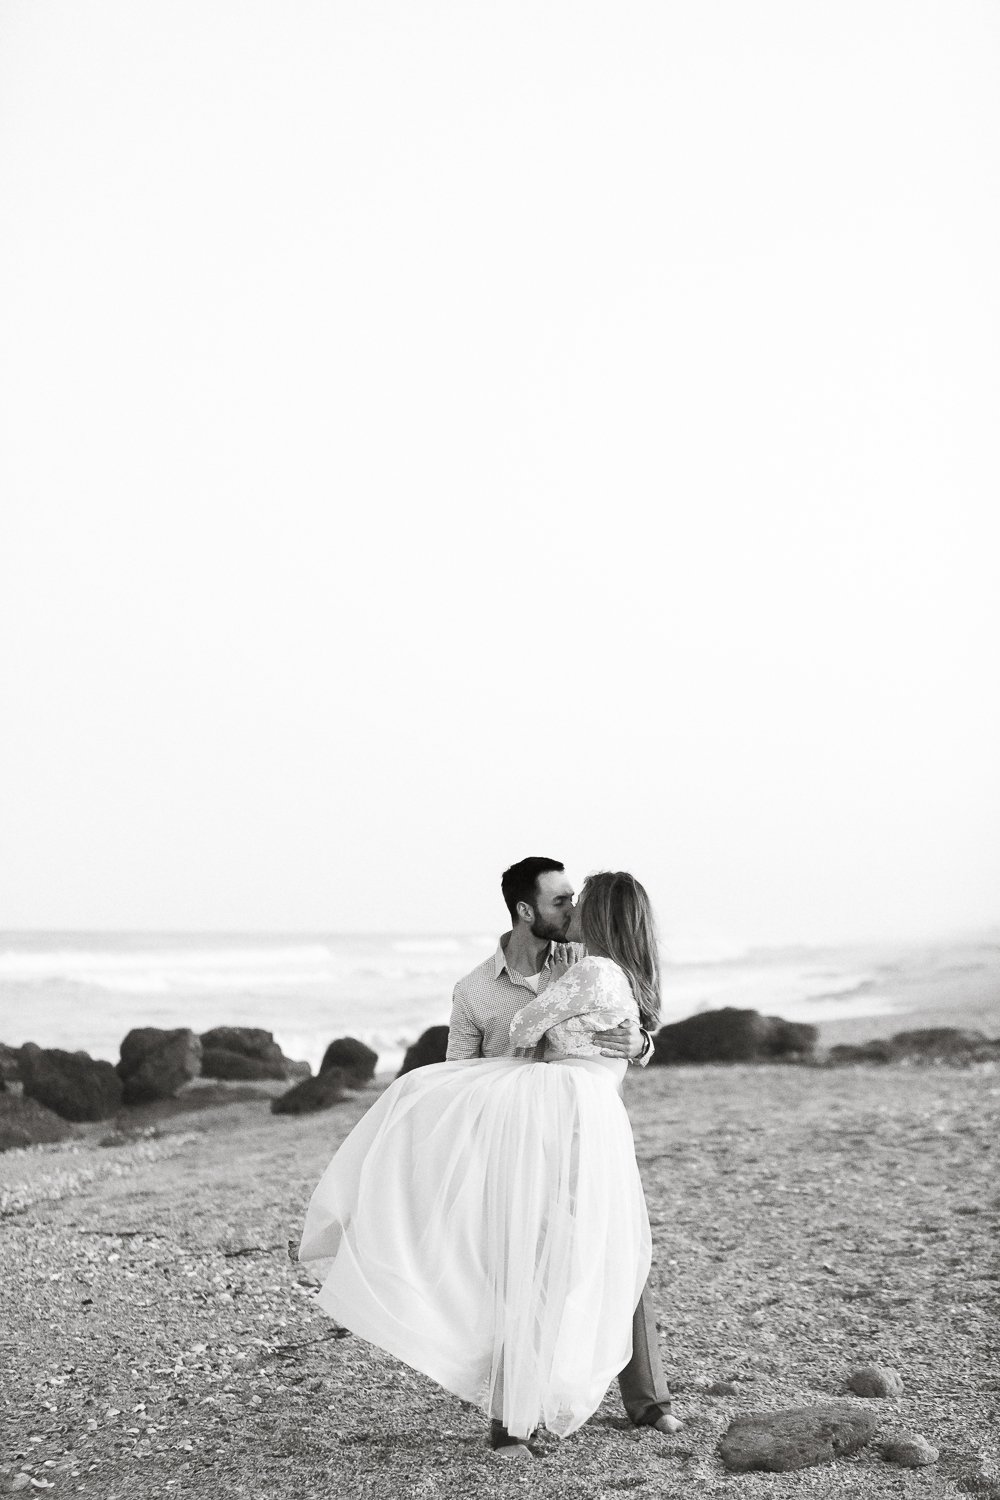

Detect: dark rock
[0,1093,77,1152]
[828,1040,893,1065]
[117,1027,202,1103]
[719,1405,877,1473]
[763,1018,819,1057]
[653,1008,769,1063]
[271,1069,347,1115]
[287,1058,312,1081]
[199,1027,290,1081]
[890,1027,993,1061]
[881,1432,938,1466]
[200,1048,280,1081]
[320,1037,378,1085]
[651,1008,817,1065]
[19,1043,123,1122]
[397,1025,450,1076]
[707,1380,739,1396]
[0,1043,22,1083]
[848,1365,904,1397]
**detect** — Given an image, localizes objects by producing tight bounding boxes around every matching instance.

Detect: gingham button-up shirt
[446,934,653,1064]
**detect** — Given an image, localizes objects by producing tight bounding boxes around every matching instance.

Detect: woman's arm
[508,958,632,1048]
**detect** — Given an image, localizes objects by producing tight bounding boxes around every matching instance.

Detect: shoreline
[1,934,996,1078]
[1,943,996,1148]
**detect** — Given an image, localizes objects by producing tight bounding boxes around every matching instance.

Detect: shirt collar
[494,931,559,979]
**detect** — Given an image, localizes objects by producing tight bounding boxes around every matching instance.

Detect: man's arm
[445,983,484,1060]
[595,1019,655,1065]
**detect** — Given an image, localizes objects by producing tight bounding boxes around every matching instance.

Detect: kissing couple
[299,857,682,1458]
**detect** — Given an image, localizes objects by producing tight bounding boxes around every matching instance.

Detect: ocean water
[0,932,903,1076]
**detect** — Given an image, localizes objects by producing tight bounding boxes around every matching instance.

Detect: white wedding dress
[298,955,652,1439]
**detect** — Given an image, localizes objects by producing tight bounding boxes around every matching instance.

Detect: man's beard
[530,913,570,943]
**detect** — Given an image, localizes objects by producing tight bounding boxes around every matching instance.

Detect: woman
[298,871,662,1443]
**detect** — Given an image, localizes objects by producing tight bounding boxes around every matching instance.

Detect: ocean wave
[0,943,337,982]
[803,977,877,1003]
[661,939,755,967]
[391,939,465,955]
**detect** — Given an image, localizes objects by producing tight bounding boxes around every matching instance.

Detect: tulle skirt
[298,1057,652,1439]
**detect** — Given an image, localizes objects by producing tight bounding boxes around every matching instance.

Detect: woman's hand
[594,1019,645,1060]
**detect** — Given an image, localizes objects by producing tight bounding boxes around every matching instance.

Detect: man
[447,855,681,1458]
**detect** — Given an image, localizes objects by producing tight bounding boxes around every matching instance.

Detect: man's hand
[594,1019,645,1060]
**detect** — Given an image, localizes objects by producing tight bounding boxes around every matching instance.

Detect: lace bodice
[507,955,640,1060]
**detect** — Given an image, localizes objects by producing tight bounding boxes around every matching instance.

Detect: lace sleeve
[508,958,634,1047]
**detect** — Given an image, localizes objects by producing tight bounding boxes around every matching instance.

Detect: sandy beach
[1,956,997,1500]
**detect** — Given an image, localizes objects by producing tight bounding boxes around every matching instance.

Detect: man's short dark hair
[501,856,565,924]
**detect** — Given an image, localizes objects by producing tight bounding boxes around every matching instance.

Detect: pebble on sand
[881,1432,939,1467]
[958,1470,1000,1497]
[848,1364,905,1397]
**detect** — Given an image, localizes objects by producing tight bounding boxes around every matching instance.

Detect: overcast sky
[1,1,997,944]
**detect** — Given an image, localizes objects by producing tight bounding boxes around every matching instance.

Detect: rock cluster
[0,1029,380,1147]
[717,1355,944,1477]
[651,1008,818,1065]
[830,1027,1000,1065]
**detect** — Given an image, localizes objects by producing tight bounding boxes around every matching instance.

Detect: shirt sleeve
[633,1029,655,1067]
[445,982,483,1060]
[508,958,631,1048]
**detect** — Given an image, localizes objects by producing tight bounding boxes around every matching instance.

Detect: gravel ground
[1,1063,997,1500]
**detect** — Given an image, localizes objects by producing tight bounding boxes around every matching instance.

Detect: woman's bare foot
[651,1412,684,1434]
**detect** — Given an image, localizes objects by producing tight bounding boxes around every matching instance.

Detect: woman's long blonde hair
[579,870,661,1032]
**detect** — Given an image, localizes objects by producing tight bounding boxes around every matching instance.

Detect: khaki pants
[617,1276,672,1422]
